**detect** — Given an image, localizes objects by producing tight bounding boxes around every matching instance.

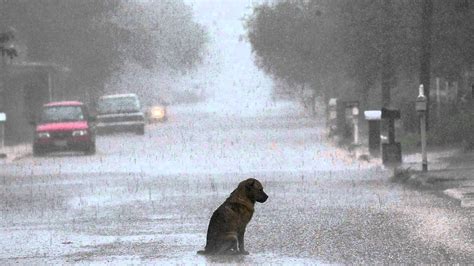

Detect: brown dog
[197,178,268,255]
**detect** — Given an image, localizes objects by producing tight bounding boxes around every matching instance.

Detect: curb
[391,170,434,189]
[8,152,31,162]
[0,144,31,163]
[444,187,474,208]
[399,171,474,208]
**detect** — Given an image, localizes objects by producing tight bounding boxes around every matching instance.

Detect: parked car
[96,93,145,135]
[146,105,168,123]
[32,101,96,156]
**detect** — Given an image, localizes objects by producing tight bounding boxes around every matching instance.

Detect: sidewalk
[0,143,31,163]
[325,123,474,207]
[399,147,474,208]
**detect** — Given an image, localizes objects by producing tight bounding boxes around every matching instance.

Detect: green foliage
[397,108,474,150]
[111,0,207,72]
[0,0,207,97]
[0,29,17,59]
[432,0,474,81]
[246,0,474,106]
[246,1,342,86]
[399,132,421,152]
[247,0,474,146]
[428,109,474,148]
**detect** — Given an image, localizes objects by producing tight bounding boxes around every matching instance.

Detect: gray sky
[184,0,277,116]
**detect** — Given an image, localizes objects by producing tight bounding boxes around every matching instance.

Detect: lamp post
[416,84,428,172]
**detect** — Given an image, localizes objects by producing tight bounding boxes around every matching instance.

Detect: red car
[32,101,96,156]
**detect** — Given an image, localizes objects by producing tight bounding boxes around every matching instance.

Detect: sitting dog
[197,178,268,255]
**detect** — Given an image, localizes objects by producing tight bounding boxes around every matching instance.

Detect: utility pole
[420,0,433,126]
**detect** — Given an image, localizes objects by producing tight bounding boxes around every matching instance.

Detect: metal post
[454,81,458,102]
[354,117,359,145]
[0,123,4,149]
[387,119,395,143]
[352,106,359,145]
[0,112,5,156]
[436,77,440,120]
[420,113,427,171]
[472,84,474,102]
[48,71,52,102]
[416,84,428,172]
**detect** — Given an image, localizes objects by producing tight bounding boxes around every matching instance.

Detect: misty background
[0,0,473,148]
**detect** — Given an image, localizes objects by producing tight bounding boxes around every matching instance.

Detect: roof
[44,101,84,107]
[99,93,138,99]
[12,62,70,72]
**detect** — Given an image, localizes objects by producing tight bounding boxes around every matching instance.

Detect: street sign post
[345,101,360,145]
[328,98,338,136]
[0,113,6,157]
[416,84,428,172]
[381,108,402,166]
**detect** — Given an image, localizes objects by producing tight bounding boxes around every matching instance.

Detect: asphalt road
[1,104,473,264]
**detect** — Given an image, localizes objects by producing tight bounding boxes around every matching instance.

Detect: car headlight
[151,109,165,118]
[72,130,88,137]
[37,132,50,138]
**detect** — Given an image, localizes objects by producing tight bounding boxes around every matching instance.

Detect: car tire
[136,126,145,135]
[85,143,96,155]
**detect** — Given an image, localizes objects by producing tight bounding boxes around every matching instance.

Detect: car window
[40,106,85,123]
[97,96,140,114]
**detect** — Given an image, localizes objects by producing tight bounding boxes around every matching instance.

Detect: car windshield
[98,96,140,114]
[40,106,85,123]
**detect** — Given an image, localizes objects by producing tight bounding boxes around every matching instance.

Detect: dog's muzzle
[257,193,268,203]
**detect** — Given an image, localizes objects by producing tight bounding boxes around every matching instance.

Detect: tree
[246,1,344,101]
[0,0,208,99]
[247,0,474,126]
[0,29,17,59]
[111,0,208,72]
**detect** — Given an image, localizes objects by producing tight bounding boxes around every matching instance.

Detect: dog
[197,178,268,255]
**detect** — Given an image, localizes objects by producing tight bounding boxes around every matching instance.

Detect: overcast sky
[183,0,276,115]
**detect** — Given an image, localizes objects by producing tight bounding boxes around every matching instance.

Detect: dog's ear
[245,179,255,189]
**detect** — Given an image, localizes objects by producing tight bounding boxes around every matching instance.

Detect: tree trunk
[360,78,373,111]
[381,0,394,108]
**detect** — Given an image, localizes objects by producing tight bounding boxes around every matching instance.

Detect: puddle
[83,252,325,265]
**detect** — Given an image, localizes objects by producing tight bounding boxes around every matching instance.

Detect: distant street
[1,105,473,264]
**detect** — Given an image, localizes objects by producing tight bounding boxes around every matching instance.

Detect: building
[0,61,69,144]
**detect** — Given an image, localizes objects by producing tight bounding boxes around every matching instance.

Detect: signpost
[0,113,6,158]
[381,108,402,166]
[416,84,428,172]
[352,105,359,145]
[328,98,338,136]
[344,101,359,145]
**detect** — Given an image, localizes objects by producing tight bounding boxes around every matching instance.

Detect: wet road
[1,105,473,264]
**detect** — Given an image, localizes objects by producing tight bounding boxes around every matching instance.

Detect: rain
[1,0,474,264]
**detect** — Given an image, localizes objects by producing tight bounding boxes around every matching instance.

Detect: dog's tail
[197,250,208,255]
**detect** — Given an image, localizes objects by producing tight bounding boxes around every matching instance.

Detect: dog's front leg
[238,229,249,255]
[216,233,239,255]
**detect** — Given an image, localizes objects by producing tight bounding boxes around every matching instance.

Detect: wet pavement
[1,105,473,264]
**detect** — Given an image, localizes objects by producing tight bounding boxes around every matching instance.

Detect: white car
[96,93,145,135]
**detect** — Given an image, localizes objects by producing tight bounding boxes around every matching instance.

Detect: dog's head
[242,178,268,203]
